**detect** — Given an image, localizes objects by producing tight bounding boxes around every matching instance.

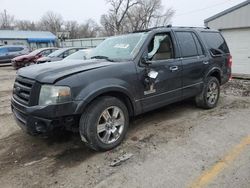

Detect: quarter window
[202,32,229,55]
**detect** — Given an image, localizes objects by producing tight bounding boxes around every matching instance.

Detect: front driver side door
[137,32,182,112]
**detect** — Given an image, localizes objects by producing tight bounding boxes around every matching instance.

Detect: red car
[11,47,58,69]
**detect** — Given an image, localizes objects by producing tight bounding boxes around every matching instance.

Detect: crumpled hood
[17,59,114,83]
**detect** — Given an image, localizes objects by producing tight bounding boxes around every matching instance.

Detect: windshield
[29,49,43,56]
[88,32,148,61]
[48,49,65,57]
[64,49,91,60]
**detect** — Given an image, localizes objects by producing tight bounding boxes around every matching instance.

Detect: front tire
[195,76,220,109]
[79,96,129,151]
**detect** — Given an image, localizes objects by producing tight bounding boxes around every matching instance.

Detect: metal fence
[59,37,106,48]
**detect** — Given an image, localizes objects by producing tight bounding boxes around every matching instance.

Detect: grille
[13,76,35,106]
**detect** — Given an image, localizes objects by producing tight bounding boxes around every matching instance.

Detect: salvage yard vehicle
[0,45,30,64]
[62,49,92,61]
[11,26,232,151]
[36,47,84,64]
[11,47,58,69]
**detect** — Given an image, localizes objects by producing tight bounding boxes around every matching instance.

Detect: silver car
[36,47,84,64]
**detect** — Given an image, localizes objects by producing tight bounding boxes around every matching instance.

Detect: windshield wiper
[91,55,114,62]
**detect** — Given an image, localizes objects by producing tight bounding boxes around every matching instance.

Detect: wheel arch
[75,87,136,117]
[206,67,222,84]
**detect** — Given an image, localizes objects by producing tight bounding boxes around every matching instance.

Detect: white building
[205,0,250,75]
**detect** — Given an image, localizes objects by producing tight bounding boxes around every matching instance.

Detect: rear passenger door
[175,31,209,98]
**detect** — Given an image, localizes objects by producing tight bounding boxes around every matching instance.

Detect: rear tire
[195,76,220,109]
[79,96,129,151]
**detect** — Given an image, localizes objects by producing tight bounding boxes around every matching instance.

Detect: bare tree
[64,21,79,39]
[101,0,174,36]
[15,20,37,31]
[0,10,15,29]
[78,19,100,38]
[127,0,175,31]
[39,11,63,34]
[101,0,138,35]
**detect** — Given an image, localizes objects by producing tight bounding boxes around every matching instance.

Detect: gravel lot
[0,66,250,188]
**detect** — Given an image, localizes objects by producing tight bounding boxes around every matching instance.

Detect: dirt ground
[0,66,250,188]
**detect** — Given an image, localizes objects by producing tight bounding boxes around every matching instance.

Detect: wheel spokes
[113,118,124,127]
[97,106,125,144]
[112,127,120,139]
[97,123,106,133]
[102,109,111,121]
[103,130,111,143]
[112,107,120,118]
[207,81,219,105]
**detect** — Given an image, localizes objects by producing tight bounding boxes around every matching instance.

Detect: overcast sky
[1,0,247,26]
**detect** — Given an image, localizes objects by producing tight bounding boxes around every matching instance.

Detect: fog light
[35,121,47,133]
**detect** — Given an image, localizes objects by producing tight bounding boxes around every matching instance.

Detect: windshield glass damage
[88,32,148,61]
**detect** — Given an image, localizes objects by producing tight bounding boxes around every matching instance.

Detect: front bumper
[11,97,79,135]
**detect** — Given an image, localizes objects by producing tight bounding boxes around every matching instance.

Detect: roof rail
[132,25,172,33]
[132,25,210,33]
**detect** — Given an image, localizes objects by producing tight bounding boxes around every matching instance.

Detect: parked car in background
[0,45,29,64]
[11,47,58,69]
[36,47,84,64]
[62,49,92,61]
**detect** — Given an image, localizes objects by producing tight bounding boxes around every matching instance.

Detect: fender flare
[74,86,136,115]
[205,67,223,83]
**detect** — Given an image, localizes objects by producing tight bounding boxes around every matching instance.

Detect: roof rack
[132,25,172,33]
[132,25,210,33]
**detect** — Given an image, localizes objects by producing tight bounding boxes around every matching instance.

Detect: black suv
[11,27,232,151]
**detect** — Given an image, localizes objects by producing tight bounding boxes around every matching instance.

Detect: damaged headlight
[39,85,71,106]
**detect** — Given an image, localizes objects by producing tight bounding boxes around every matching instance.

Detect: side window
[192,33,204,56]
[41,50,51,56]
[147,33,174,61]
[176,32,198,58]
[202,32,229,55]
[8,47,23,52]
[68,49,77,55]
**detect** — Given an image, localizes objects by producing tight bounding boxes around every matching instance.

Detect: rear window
[202,32,229,55]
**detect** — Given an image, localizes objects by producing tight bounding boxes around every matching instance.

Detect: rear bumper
[11,97,79,135]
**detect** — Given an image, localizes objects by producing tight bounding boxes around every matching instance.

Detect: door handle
[169,66,179,72]
[203,61,209,65]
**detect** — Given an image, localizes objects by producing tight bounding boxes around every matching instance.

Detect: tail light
[227,54,232,68]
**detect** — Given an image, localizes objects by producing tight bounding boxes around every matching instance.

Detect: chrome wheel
[206,81,219,105]
[97,106,125,144]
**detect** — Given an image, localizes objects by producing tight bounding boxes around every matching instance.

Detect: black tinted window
[176,32,197,57]
[202,32,229,55]
[192,33,204,56]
